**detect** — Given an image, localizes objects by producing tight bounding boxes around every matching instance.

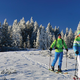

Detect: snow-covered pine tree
[54,26,60,39]
[27,35,31,48]
[36,29,40,49]
[23,42,26,49]
[46,23,52,32]
[33,40,36,48]
[8,25,13,47]
[39,25,47,50]
[74,30,77,39]
[19,17,26,29]
[74,21,80,36]
[77,21,80,31]
[61,30,64,39]
[52,34,56,42]
[25,20,30,34]
[26,20,30,28]
[12,19,22,48]
[65,27,69,36]
[30,17,34,27]
[1,19,12,47]
[67,28,74,48]
[33,21,39,33]
[25,17,34,47]
[46,23,52,48]
[31,21,39,47]
[46,32,52,49]
[19,17,27,47]
[64,34,69,48]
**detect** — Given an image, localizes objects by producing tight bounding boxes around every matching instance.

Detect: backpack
[54,39,64,49]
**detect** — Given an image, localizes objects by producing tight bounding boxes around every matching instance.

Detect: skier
[73,31,80,79]
[49,33,68,72]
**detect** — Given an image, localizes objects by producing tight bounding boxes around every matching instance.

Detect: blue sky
[0,0,80,32]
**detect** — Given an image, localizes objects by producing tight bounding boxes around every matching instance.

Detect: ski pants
[77,55,80,78]
[51,52,63,69]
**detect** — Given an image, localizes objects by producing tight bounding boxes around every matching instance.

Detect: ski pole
[49,51,51,70]
[73,56,78,79]
[74,56,77,77]
[65,51,67,71]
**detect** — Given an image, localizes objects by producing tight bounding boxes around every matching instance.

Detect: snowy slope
[0,49,77,80]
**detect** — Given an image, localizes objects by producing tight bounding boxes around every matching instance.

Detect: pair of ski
[49,69,68,74]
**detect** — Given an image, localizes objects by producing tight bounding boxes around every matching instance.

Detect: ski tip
[65,70,67,71]
[49,69,53,71]
[64,72,68,74]
[56,72,59,74]
[65,68,67,71]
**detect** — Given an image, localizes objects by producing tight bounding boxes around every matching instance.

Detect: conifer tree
[19,17,26,29]
[1,19,12,47]
[64,34,69,47]
[61,30,64,39]
[67,28,74,48]
[53,34,56,41]
[66,27,69,36]
[31,21,39,47]
[12,19,22,48]
[54,26,60,39]
[39,25,46,49]
[33,40,36,48]
[46,23,53,48]
[24,42,26,49]
[27,35,30,48]
[77,21,80,31]
[36,29,40,49]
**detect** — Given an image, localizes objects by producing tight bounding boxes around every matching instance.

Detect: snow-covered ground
[0,49,77,80]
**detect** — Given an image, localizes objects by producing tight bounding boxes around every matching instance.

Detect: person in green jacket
[49,33,68,72]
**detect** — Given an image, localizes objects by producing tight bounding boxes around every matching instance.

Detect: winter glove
[75,51,79,55]
[55,47,58,49]
[49,48,52,51]
[66,49,68,52]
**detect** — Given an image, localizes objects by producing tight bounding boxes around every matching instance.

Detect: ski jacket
[73,36,80,55]
[50,38,67,52]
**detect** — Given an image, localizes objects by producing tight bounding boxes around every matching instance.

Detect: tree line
[0,17,79,51]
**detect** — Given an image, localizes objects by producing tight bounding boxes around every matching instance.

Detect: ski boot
[51,66,54,71]
[58,65,62,72]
